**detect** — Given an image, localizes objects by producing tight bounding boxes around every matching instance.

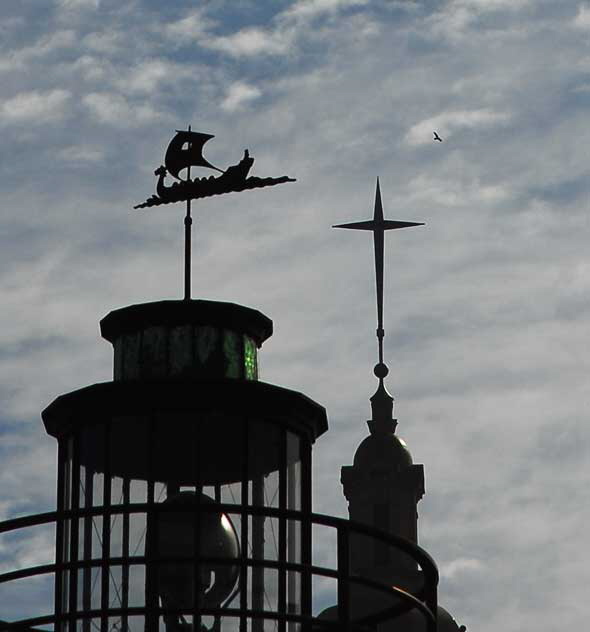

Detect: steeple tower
[335,179,424,580]
[341,386,425,576]
[332,181,466,631]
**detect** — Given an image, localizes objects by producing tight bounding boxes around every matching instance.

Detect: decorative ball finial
[373,362,389,379]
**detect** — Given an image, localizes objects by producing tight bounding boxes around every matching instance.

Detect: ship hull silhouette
[134,132,295,209]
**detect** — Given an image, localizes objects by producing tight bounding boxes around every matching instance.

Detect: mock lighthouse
[0,134,439,632]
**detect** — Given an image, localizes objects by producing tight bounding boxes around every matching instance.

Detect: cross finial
[333,179,424,429]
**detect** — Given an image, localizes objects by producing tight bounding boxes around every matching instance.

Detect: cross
[333,178,424,378]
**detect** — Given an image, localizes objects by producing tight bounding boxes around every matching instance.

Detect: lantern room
[41,298,326,632]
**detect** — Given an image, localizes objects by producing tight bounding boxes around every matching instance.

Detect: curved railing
[0,504,438,632]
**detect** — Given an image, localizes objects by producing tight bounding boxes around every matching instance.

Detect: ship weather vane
[134,127,296,300]
[333,179,424,417]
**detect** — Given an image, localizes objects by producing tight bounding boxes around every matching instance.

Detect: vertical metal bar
[101,423,112,632]
[145,414,158,632]
[121,475,130,632]
[68,434,81,632]
[82,464,94,632]
[62,439,72,629]
[54,439,66,632]
[300,440,312,632]
[337,527,350,632]
[425,563,438,632]
[184,161,192,301]
[193,419,202,632]
[214,482,222,632]
[252,475,265,632]
[286,436,298,632]
[278,429,287,632]
[239,417,249,632]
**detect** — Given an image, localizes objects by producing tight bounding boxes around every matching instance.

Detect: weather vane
[134,127,296,300]
[333,179,424,426]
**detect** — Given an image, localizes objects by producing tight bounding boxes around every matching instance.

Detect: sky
[0,0,589,629]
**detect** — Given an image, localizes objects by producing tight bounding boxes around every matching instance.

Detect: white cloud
[165,10,216,43]
[405,174,510,207]
[404,108,510,145]
[221,81,262,112]
[425,0,531,41]
[66,54,111,80]
[454,0,531,10]
[114,59,195,95]
[82,29,124,54]
[166,0,372,59]
[0,29,76,73]
[204,26,294,57]
[440,557,485,580]
[573,3,590,28]
[56,145,105,163]
[57,0,100,9]
[571,82,590,93]
[83,92,163,126]
[282,0,369,20]
[0,89,71,124]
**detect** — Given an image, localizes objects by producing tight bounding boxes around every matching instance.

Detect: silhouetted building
[316,377,465,631]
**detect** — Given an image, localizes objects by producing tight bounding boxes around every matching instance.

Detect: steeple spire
[333,179,424,432]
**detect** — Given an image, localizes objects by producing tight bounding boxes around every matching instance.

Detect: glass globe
[155,491,240,613]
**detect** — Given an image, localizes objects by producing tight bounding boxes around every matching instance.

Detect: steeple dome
[353,432,413,469]
[352,375,413,470]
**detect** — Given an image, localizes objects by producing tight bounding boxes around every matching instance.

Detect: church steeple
[333,181,466,631]
[334,179,425,578]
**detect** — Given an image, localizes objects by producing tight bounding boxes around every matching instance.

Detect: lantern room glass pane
[286,432,302,627]
[244,336,258,380]
[224,329,242,378]
[65,437,74,511]
[78,423,105,507]
[196,325,220,370]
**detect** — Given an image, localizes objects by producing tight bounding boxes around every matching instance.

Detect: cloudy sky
[1,0,589,629]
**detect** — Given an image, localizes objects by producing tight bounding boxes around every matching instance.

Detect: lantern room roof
[42,377,327,442]
[41,378,328,484]
[100,299,273,348]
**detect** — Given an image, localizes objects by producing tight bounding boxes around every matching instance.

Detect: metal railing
[0,504,437,632]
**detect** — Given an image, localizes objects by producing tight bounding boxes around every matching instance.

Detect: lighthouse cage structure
[0,297,438,632]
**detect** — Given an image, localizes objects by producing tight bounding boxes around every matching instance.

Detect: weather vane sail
[333,179,424,427]
[134,127,296,300]
[164,130,224,179]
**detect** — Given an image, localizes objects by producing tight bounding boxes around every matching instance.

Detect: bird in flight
[433,131,443,142]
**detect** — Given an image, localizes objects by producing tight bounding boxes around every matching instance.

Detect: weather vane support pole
[184,199,192,300]
[184,128,193,300]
